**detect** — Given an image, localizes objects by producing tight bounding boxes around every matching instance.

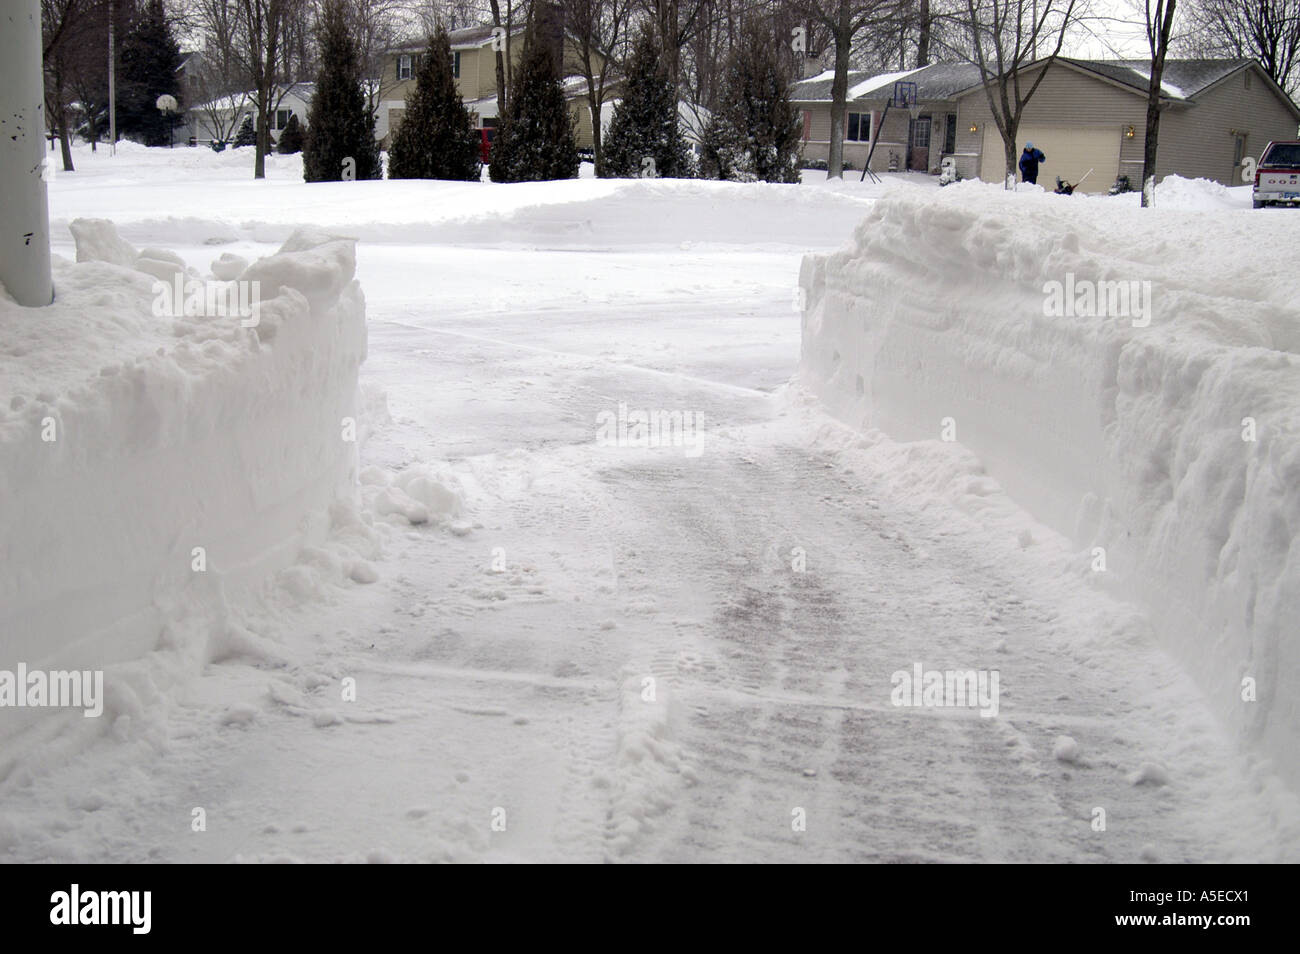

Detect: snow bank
[0,222,366,717]
[48,143,878,251]
[799,183,1300,785]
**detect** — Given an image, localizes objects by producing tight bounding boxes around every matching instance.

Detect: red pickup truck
[1253,140,1300,208]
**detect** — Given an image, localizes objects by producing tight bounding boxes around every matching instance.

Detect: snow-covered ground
[1,142,1296,862]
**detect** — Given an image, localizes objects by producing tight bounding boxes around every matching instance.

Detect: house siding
[796,103,947,171]
[381,35,604,149]
[957,63,1149,183]
[1156,64,1300,184]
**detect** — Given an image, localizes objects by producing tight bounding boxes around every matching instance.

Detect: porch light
[1125,125,1136,138]
[969,122,977,133]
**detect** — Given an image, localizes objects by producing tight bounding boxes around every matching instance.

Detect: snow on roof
[1116,65,1185,98]
[190,81,382,113]
[847,68,924,100]
[1059,58,1257,101]
[800,69,838,85]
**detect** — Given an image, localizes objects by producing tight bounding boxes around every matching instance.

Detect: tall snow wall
[799,184,1300,786]
[0,225,366,702]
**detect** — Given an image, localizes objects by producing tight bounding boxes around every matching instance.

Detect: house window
[398,54,412,80]
[453,51,461,79]
[274,109,291,131]
[846,112,872,142]
[944,114,957,154]
[1234,134,1247,166]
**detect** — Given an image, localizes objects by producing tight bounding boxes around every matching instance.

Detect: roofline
[790,58,1300,116]
[1051,57,1188,103]
[1192,59,1300,120]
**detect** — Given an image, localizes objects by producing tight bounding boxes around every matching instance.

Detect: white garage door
[981,124,1121,193]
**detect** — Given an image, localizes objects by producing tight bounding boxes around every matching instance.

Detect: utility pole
[0,0,55,305]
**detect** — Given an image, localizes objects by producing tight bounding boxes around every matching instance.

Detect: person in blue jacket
[1019,142,1046,184]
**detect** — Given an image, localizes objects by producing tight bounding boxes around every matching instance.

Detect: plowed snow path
[3,243,1289,863]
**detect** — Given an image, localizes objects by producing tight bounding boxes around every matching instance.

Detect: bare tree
[1178,0,1300,95]
[486,0,531,113]
[225,0,309,177]
[1139,0,1176,206]
[563,0,632,174]
[788,0,906,179]
[182,0,249,143]
[350,0,409,119]
[642,0,716,89]
[42,0,108,171]
[417,0,487,30]
[942,0,1081,187]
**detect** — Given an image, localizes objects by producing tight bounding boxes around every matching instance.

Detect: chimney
[534,1,565,75]
[801,51,827,79]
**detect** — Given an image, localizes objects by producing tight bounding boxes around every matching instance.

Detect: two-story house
[377,22,609,153]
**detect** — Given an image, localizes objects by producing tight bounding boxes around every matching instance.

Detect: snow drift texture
[799,181,1300,786]
[0,222,366,714]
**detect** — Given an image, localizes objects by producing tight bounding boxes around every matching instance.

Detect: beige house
[791,59,1300,193]
[378,23,610,151]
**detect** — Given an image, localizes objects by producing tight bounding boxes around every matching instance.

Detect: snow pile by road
[46,142,881,251]
[0,221,367,741]
[799,181,1300,786]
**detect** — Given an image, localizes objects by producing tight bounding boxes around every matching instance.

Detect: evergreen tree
[388,28,481,180]
[488,31,580,183]
[601,25,694,179]
[303,0,382,182]
[277,113,305,154]
[233,114,257,148]
[117,0,183,146]
[700,25,801,183]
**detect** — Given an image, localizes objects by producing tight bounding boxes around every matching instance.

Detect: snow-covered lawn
[1,143,1296,862]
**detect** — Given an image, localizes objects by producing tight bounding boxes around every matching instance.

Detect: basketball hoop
[861,80,921,183]
[892,80,919,117]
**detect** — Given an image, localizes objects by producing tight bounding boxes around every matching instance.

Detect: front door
[909,115,931,171]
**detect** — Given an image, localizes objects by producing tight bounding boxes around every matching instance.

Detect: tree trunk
[489,0,507,114]
[827,5,851,180]
[1140,89,1161,207]
[255,90,268,178]
[55,73,74,172]
[1141,0,1176,208]
[255,14,280,181]
[1004,129,1017,190]
[916,0,930,68]
[58,118,74,172]
[590,99,603,175]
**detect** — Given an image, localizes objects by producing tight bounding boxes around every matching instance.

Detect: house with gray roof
[791,58,1300,192]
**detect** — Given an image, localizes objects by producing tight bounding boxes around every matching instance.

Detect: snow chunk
[242,229,357,309]
[1053,735,1081,763]
[211,252,249,280]
[69,217,138,267]
[1129,762,1171,787]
